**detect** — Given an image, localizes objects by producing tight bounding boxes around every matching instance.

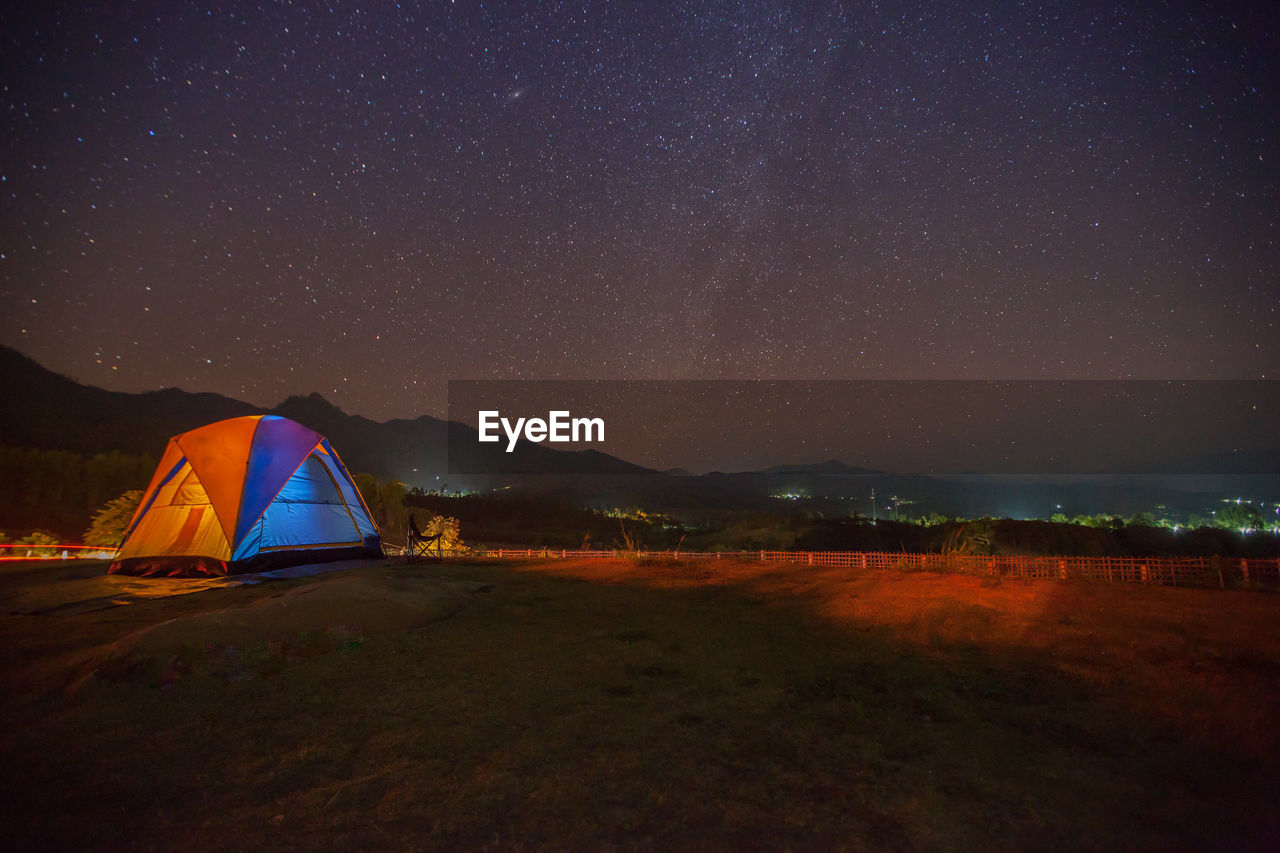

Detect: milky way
[3,1,1276,420]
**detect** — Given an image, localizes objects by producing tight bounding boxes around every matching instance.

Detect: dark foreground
[2,556,1279,850]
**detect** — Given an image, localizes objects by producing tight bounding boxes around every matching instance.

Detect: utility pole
[870,487,876,522]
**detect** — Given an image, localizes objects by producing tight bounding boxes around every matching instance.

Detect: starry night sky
[3,1,1277,425]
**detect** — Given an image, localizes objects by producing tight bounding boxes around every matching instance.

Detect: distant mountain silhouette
[0,346,259,455]
[0,345,653,481]
[1,346,1270,520]
[758,459,884,476]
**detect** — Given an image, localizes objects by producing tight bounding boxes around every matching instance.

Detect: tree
[378,479,409,534]
[353,474,411,535]
[354,473,380,516]
[84,490,143,547]
[84,450,154,510]
[1214,503,1265,532]
[425,515,465,553]
[16,530,59,556]
[942,518,996,555]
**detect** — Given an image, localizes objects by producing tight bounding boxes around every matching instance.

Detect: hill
[1,346,1272,536]
[759,459,884,476]
[0,345,652,483]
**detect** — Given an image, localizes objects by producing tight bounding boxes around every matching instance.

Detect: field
[3,556,1280,850]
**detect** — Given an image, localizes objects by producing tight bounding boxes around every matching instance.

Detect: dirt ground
[2,556,1279,850]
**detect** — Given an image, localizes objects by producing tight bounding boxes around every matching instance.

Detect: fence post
[1058,560,1067,580]
[808,552,814,566]
[759,550,765,562]
[1241,559,1250,588]
[1140,564,1148,583]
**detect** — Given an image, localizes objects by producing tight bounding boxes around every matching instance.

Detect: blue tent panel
[229,452,374,561]
[274,455,345,504]
[319,442,379,540]
[257,503,362,551]
[234,416,325,548]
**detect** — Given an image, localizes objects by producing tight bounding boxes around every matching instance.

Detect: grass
[2,556,1279,850]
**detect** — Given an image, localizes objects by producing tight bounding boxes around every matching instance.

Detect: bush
[15,530,59,557]
[84,490,143,547]
[425,515,466,553]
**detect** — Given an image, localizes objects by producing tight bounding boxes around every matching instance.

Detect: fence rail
[11,542,1270,589]
[470,548,1280,589]
[0,544,118,561]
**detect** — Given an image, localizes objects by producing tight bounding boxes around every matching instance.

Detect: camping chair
[405,514,443,561]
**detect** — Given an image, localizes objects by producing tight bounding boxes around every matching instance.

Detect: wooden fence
[473,548,1280,590]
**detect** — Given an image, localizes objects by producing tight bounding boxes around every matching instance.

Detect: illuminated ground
[3,556,1279,850]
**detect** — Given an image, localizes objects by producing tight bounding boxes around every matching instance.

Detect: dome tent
[110,415,381,577]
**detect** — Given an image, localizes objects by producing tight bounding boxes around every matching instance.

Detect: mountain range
[0,345,650,482]
[1,344,1272,520]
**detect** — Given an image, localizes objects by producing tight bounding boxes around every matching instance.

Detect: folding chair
[405,513,443,561]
